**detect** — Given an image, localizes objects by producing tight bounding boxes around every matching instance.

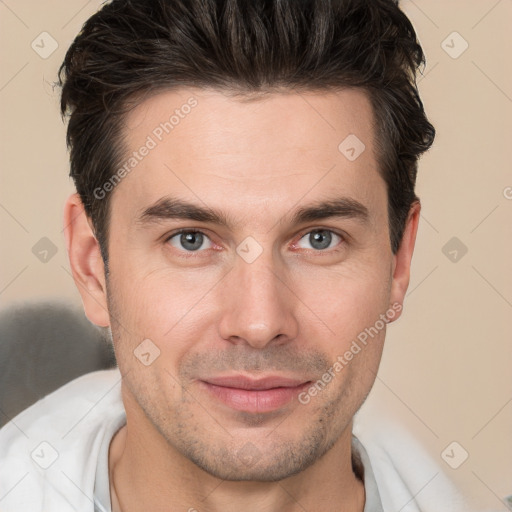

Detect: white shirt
[0,369,473,511]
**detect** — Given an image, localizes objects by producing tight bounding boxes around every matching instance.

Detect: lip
[199,375,311,413]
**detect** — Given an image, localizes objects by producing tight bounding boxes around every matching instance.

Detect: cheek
[107,265,222,368]
[293,260,392,344]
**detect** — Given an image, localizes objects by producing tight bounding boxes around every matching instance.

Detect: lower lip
[200,381,311,413]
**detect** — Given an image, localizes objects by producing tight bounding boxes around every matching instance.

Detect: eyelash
[164,228,346,258]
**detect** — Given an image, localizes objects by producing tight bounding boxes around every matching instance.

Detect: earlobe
[63,193,110,327]
[388,201,421,322]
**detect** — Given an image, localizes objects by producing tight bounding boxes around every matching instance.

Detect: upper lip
[201,375,311,391]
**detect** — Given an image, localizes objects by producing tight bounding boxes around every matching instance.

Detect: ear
[63,193,110,327]
[388,201,421,322]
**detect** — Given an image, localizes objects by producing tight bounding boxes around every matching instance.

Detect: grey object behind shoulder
[0,300,116,427]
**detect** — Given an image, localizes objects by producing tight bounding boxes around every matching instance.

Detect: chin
[175,427,332,482]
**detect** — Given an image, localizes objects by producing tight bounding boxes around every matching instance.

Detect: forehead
[112,87,385,227]
[123,86,376,157]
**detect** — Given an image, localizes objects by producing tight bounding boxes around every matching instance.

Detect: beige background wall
[1,0,511,509]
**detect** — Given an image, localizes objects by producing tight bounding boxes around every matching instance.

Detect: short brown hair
[58,0,435,265]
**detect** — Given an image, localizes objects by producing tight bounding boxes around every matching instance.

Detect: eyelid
[165,228,214,242]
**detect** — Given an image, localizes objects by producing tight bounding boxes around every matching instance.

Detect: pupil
[181,232,203,251]
[310,230,331,250]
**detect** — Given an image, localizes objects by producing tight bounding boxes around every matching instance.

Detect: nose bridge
[218,245,298,348]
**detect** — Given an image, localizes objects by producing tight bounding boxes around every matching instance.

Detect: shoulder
[354,399,473,512]
[0,368,125,512]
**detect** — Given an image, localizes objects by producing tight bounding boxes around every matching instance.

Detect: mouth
[198,375,312,413]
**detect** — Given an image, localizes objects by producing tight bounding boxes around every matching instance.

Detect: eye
[167,230,213,252]
[295,229,343,251]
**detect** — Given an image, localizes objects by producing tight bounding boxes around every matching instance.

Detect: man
[0,0,472,510]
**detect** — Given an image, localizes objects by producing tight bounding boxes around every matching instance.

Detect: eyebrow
[136,196,370,229]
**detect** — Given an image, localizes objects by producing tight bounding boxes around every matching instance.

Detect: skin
[63,87,420,512]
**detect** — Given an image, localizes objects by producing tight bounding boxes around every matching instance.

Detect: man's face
[102,87,403,480]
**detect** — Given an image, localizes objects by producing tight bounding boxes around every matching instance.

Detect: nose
[217,250,299,349]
